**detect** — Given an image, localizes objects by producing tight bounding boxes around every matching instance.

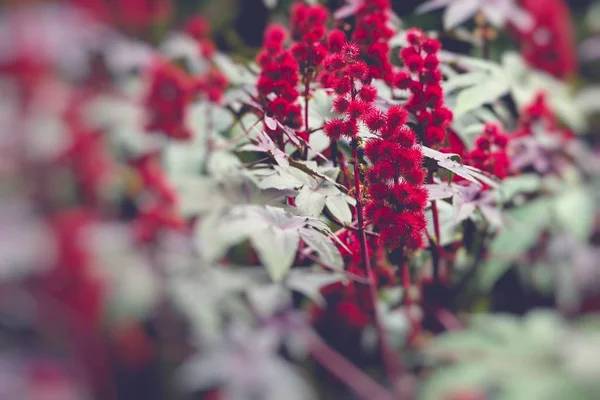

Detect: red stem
[304,329,394,400]
[431,200,442,281]
[303,73,310,160]
[351,139,402,394]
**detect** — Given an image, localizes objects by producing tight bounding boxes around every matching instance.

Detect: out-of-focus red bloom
[514,92,574,140]
[46,209,104,326]
[131,153,177,206]
[289,2,329,74]
[71,0,173,33]
[394,29,452,148]
[133,201,186,243]
[513,0,577,79]
[145,60,193,140]
[353,0,396,83]
[58,93,115,204]
[464,123,511,179]
[184,14,217,58]
[194,68,228,104]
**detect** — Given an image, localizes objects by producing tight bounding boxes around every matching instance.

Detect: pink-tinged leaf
[416,0,455,14]
[444,0,481,30]
[277,121,329,162]
[479,205,503,228]
[256,131,289,168]
[333,0,362,19]
[265,115,277,131]
[452,193,477,223]
[425,183,456,201]
[421,146,499,188]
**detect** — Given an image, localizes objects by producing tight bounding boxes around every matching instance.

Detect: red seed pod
[364,110,387,132]
[422,38,441,54]
[333,96,350,114]
[493,133,509,148]
[386,106,408,127]
[394,70,413,89]
[475,136,491,150]
[324,118,346,140]
[406,28,424,46]
[358,84,378,103]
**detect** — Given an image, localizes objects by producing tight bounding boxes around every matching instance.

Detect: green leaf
[299,228,343,270]
[285,269,344,306]
[250,224,300,282]
[295,186,327,217]
[496,174,542,202]
[454,78,509,116]
[325,194,354,224]
[553,187,595,240]
[479,199,551,290]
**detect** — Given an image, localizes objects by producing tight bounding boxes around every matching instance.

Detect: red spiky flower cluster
[394,29,452,148]
[513,92,573,141]
[194,69,228,104]
[363,105,428,251]
[322,39,374,140]
[353,0,396,83]
[184,14,216,58]
[465,123,511,179]
[145,59,193,140]
[289,2,329,74]
[513,0,577,80]
[256,25,302,144]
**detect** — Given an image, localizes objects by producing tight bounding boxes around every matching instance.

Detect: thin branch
[302,329,395,400]
[351,137,403,393]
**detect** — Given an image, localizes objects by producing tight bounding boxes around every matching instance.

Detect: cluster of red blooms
[184,16,229,104]
[513,92,573,141]
[464,123,511,179]
[194,69,228,104]
[512,0,577,80]
[145,17,228,138]
[71,0,173,33]
[145,60,194,140]
[363,104,429,251]
[184,15,216,59]
[353,0,396,83]
[312,232,396,329]
[394,29,452,148]
[130,153,185,243]
[322,36,428,251]
[289,2,329,75]
[322,38,375,140]
[256,25,302,143]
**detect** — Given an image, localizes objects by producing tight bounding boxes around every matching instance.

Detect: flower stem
[303,329,394,400]
[303,73,310,160]
[351,138,403,394]
[431,200,442,280]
